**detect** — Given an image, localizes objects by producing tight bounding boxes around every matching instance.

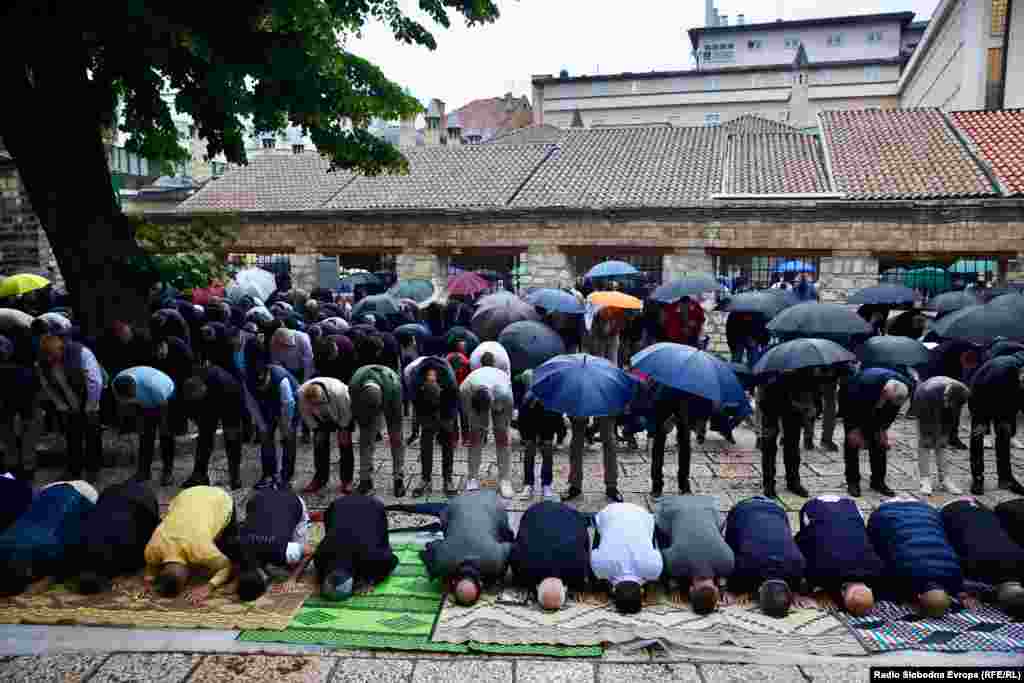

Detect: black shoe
[651,483,664,499]
[443,479,459,497]
[755,437,762,450]
[821,441,838,453]
[393,478,406,498]
[357,480,375,496]
[230,475,244,491]
[277,478,293,491]
[949,438,968,450]
[848,481,862,497]
[696,434,705,445]
[412,479,432,498]
[724,432,736,445]
[678,479,692,495]
[133,470,151,483]
[764,482,778,498]
[787,480,809,497]
[160,470,175,487]
[406,432,420,446]
[999,477,1024,496]
[181,473,210,489]
[870,480,895,497]
[561,486,583,502]
[971,477,985,495]
[606,487,624,503]
[803,440,815,452]
[254,476,278,491]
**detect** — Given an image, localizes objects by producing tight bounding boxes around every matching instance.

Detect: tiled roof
[486,125,566,146]
[322,144,551,210]
[510,126,725,207]
[950,110,1024,196]
[721,114,803,135]
[820,109,996,199]
[179,152,352,212]
[724,133,830,194]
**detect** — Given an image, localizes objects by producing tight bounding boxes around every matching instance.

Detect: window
[292,144,304,154]
[827,33,843,47]
[702,41,735,64]
[879,257,1002,301]
[867,30,884,43]
[261,138,275,149]
[570,253,662,295]
[592,81,609,96]
[715,255,821,291]
[864,65,881,82]
[704,112,721,126]
[707,77,720,91]
[784,37,801,49]
[748,39,763,49]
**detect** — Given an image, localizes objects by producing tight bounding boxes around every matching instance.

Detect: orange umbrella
[587,291,643,310]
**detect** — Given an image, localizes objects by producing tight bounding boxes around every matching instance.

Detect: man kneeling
[655,495,734,615]
[237,488,313,601]
[314,495,398,601]
[509,500,590,610]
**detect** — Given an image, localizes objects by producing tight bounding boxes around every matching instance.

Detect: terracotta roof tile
[322,145,550,210]
[511,126,725,207]
[721,114,803,135]
[951,110,1024,196]
[819,109,995,199]
[724,133,830,194]
[179,152,352,212]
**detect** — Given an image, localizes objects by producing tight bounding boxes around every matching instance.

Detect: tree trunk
[0,19,153,339]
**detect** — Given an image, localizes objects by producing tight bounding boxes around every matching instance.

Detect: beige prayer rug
[432,584,867,655]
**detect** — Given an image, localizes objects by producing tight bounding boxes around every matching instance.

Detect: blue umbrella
[630,343,746,407]
[531,354,639,417]
[498,321,567,373]
[394,323,431,339]
[586,260,639,279]
[847,284,917,307]
[525,288,584,314]
[774,260,816,274]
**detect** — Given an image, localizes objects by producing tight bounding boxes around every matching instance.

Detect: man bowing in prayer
[655,495,734,615]
[590,502,663,614]
[237,488,313,601]
[509,500,591,611]
[314,495,398,601]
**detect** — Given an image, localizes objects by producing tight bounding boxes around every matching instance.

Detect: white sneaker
[499,479,515,499]
[542,485,556,500]
[941,478,963,495]
[519,485,534,499]
[919,477,933,495]
[466,479,480,492]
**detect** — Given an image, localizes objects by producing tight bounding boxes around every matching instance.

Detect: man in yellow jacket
[144,485,239,603]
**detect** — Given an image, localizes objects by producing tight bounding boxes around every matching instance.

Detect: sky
[347,0,939,120]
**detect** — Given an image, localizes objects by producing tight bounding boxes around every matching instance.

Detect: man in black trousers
[509,501,590,611]
[314,495,398,601]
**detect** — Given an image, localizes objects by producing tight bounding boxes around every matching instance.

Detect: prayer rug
[837,600,1024,653]
[238,544,601,657]
[431,584,866,656]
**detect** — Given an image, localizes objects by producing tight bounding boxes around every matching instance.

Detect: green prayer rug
[237,544,601,658]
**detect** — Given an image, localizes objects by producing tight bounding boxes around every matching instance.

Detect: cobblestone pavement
[3,413,1023,680]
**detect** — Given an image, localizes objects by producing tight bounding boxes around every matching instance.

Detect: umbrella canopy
[987,292,1024,311]
[649,276,723,304]
[351,294,400,321]
[586,291,643,310]
[0,273,50,299]
[388,279,435,304]
[530,353,639,417]
[774,260,816,273]
[927,290,981,316]
[753,338,857,375]
[525,288,584,314]
[847,284,917,307]
[880,266,908,280]
[855,336,930,368]
[341,271,386,291]
[586,260,639,279]
[231,267,277,302]
[498,321,566,373]
[766,302,873,344]
[447,272,491,298]
[471,298,540,341]
[723,291,794,317]
[949,258,997,274]
[446,326,481,354]
[476,291,519,309]
[903,267,950,293]
[394,323,431,339]
[631,343,746,407]
[929,304,1024,344]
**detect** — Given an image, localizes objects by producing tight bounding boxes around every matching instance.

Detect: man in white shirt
[460,366,515,497]
[297,378,355,494]
[590,502,664,614]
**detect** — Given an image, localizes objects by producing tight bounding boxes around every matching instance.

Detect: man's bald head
[918,588,951,618]
[843,583,875,617]
[882,380,909,406]
[689,578,720,615]
[454,577,480,606]
[537,577,567,611]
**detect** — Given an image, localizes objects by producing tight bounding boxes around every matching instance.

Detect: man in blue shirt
[112,366,176,486]
[248,363,300,491]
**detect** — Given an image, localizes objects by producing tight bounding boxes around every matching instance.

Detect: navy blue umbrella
[753,338,856,375]
[650,276,723,304]
[723,291,795,317]
[631,342,746,407]
[531,354,639,417]
[498,320,567,373]
[525,288,584,314]
[927,290,980,317]
[471,298,540,341]
[847,284,917,307]
[855,336,930,368]
[766,302,873,347]
[586,260,639,279]
[394,323,431,339]
[930,304,1024,344]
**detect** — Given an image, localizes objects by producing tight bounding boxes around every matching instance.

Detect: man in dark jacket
[314,335,356,384]
[725,496,805,618]
[655,495,734,615]
[237,489,312,601]
[74,480,161,594]
[151,335,195,437]
[0,335,41,480]
[840,368,911,497]
[516,378,564,500]
[649,382,696,497]
[941,498,1024,617]
[0,474,33,534]
[248,363,301,491]
[996,498,1024,548]
[509,501,590,611]
[967,351,1024,495]
[405,356,459,498]
[757,370,817,498]
[314,495,398,601]
[794,495,883,616]
[181,365,247,490]
[868,498,964,618]
[923,340,982,449]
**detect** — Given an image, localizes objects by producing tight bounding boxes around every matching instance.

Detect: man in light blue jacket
[112,366,176,486]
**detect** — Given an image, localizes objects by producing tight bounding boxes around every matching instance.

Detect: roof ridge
[943,111,1010,197]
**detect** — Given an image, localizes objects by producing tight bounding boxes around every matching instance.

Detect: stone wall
[817,252,880,303]
[290,251,318,292]
[0,162,51,279]
[519,248,571,291]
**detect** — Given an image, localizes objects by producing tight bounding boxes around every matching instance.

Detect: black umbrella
[650,276,723,304]
[855,336,930,368]
[766,302,873,346]
[498,321,566,373]
[930,304,1024,344]
[471,299,540,341]
[847,284,917,307]
[753,338,857,375]
[927,290,980,317]
[351,294,400,320]
[988,292,1024,311]
[723,291,794,317]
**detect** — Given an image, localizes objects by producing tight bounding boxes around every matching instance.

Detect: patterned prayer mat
[432,584,866,655]
[238,545,601,657]
[0,573,313,630]
[837,600,1024,653]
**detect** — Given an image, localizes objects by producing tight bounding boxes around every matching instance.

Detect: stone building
[162,110,1024,307]
[0,141,60,283]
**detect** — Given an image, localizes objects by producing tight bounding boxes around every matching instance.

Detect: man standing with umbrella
[967,351,1024,495]
[840,368,911,497]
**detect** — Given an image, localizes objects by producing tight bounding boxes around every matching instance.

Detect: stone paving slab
[0,653,107,682]
[331,658,412,683]
[701,663,805,683]
[410,660,513,683]
[516,661,593,683]
[89,653,200,683]
[189,654,335,683]
[597,663,701,683]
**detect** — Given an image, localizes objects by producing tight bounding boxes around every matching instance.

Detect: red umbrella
[447,272,490,297]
